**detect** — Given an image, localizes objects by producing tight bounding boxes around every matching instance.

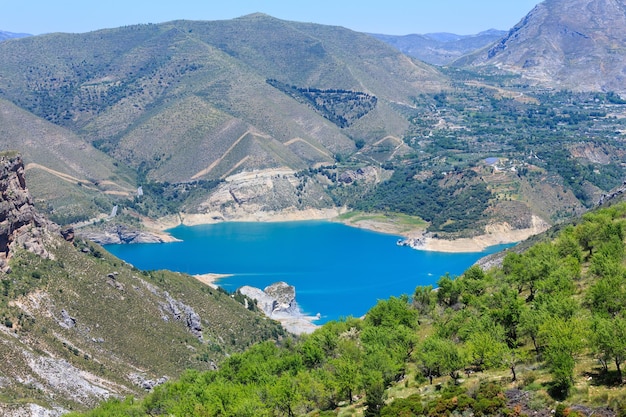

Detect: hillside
[457,0,626,93]
[0,98,137,224]
[371,29,506,65]
[0,153,284,416]
[0,15,444,185]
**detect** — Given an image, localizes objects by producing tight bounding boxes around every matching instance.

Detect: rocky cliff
[0,152,57,272]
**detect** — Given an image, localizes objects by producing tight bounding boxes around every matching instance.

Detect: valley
[1,0,626,414]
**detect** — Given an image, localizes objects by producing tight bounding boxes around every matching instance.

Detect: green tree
[417,336,465,384]
[501,347,529,382]
[465,325,507,370]
[586,271,626,318]
[436,274,461,307]
[268,374,301,417]
[539,316,588,398]
[519,305,547,354]
[590,314,626,381]
[363,372,386,417]
[413,285,436,317]
[328,338,363,404]
[365,295,418,329]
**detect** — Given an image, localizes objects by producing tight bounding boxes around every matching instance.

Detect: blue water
[104,221,512,323]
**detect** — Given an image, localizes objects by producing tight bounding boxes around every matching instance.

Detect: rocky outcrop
[161,291,203,341]
[598,181,626,206]
[337,166,378,184]
[197,169,335,220]
[80,224,172,245]
[238,282,299,318]
[238,282,319,334]
[0,153,56,272]
[129,374,169,391]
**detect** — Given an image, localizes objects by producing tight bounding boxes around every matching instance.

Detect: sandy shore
[335,214,549,253]
[419,216,549,253]
[192,273,232,289]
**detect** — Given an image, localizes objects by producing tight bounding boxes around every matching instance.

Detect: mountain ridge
[0,16,443,185]
[371,29,506,65]
[0,30,31,41]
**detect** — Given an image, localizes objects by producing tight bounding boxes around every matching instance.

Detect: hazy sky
[2,0,543,36]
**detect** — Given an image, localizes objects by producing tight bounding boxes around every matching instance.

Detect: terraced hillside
[0,15,444,185]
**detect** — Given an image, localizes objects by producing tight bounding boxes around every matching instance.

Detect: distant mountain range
[370,29,506,65]
[0,30,31,41]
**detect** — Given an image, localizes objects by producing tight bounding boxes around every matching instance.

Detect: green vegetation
[352,168,491,233]
[337,211,427,233]
[67,202,626,416]
[321,84,626,237]
[267,79,378,128]
[404,86,626,208]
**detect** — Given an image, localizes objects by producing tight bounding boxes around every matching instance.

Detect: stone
[60,227,74,242]
[59,310,76,329]
[0,154,58,272]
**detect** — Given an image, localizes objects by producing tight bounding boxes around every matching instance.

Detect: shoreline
[143,209,548,254]
[192,273,233,289]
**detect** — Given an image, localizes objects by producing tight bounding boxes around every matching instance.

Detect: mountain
[0,30,31,42]
[371,29,506,65]
[0,153,284,415]
[0,15,444,186]
[457,0,626,93]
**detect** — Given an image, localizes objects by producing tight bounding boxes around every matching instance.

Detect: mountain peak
[236,12,276,20]
[461,0,626,92]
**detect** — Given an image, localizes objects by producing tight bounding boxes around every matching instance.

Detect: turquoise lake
[104,221,512,323]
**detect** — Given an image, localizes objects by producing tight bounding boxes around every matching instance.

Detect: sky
[1,0,543,36]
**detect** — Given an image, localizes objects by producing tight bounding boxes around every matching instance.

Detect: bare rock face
[198,169,334,219]
[81,224,170,245]
[462,0,626,93]
[0,154,56,272]
[238,281,299,317]
[238,282,319,334]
